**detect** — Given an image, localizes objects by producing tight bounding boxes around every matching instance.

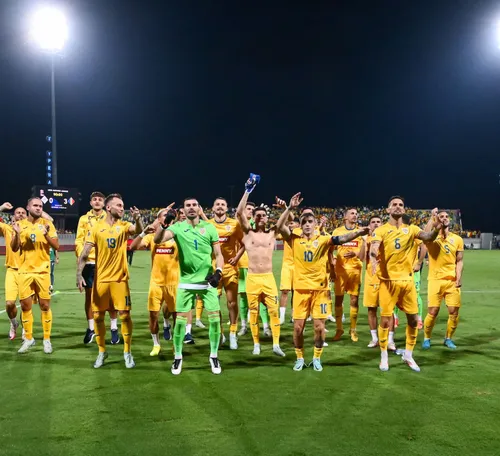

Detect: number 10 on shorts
[320,303,327,314]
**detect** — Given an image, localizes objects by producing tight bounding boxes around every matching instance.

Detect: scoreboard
[31,186,79,215]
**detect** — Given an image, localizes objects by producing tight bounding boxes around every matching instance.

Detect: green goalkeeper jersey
[167,220,219,287]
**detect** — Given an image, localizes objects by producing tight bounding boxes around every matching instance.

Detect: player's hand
[42,224,50,236]
[319,215,328,228]
[288,192,303,209]
[343,251,356,259]
[227,257,238,266]
[56,257,60,264]
[77,274,86,292]
[358,226,370,236]
[144,223,157,233]
[130,206,141,221]
[371,260,378,276]
[430,207,439,219]
[413,262,421,273]
[329,270,336,282]
[12,222,20,234]
[0,202,13,211]
[273,196,286,209]
[206,269,222,288]
[165,202,175,211]
[455,278,462,288]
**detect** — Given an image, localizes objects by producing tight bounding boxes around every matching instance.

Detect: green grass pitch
[0,250,499,456]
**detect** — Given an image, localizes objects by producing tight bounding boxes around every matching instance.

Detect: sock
[185,323,192,335]
[268,307,281,345]
[230,323,237,335]
[378,325,389,351]
[41,309,53,340]
[405,325,418,351]
[313,346,323,359]
[22,310,34,340]
[250,308,260,344]
[424,313,437,339]
[295,348,304,359]
[417,294,423,320]
[151,333,159,346]
[173,316,187,357]
[208,313,221,357]
[394,308,399,318]
[110,318,118,331]
[239,294,249,326]
[350,306,358,330]
[88,318,95,331]
[263,322,269,331]
[119,313,133,353]
[388,331,394,345]
[94,312,106,353]
[259,303,269,324]
[163,318,169,329]
[195,298,203,320]
[279,307,286,321]
[10,317,17,325]
[370,329,378,342]
[335,304,343,331]
[241,318,247,328]
[446,314,459,339]
[381,349,388,363]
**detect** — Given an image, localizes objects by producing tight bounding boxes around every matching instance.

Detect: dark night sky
[1,0,500,231]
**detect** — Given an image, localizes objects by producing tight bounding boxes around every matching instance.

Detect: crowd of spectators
[0,207,481,238]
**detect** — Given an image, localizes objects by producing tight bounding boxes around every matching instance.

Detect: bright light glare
[29,7,68,51]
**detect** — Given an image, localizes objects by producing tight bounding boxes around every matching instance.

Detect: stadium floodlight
[29,6,68,52]
[28,6,68,187]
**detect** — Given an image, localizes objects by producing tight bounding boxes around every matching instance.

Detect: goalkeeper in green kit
[154,197,224,375]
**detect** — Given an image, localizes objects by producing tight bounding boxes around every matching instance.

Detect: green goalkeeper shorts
[413,271,421,293]
[238,268,248,294]
[176,287,219,313]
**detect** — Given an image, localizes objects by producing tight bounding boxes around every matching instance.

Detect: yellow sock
[350,306,358,330]
[120,314,133,353]
[41,309,52,340]
[405,324,418,351]
[378,325,389,350]
[446,314,459,339]
[22,310,34,340]
[335,304,343,331]
[295,348,304,359]
[249,309,259,344]
[269,309,281,345]
[195,298,203,320]
[229,323,238,335]
[424,313,436,339]
[313,346,323,359]
[94,312,106,353]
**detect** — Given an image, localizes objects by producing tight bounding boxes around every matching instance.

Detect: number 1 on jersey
[194,239,198,250]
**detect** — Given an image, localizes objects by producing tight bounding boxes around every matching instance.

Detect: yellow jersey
[0,222,21,269]
[426,232,464,281]
[75,210,106,262]
[87,219,132,283]
[371,222,421,281]
[17,218,58,274]
[238,251,249,269]
[332,225,363,271]
[142,233,179,286]
[208,217,243,262]
[289,234,331,290]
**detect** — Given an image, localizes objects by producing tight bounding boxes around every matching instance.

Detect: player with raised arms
[154,197,224,375]
[77,194,143,369]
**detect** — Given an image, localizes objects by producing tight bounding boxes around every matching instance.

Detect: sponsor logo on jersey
[156,247,174,254]
[342,241,359,247]
[219,236,229,243]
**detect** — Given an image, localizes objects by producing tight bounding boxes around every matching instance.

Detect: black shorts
[83,264,96,289]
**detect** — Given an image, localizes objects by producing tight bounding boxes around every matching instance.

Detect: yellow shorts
[335,270,362,296]
[5,268,20,302]
[217,265,239,296]
[148,284,177,312]
[92,281,131,312]
[247,273,278,311]
[428,279,461,308]
[379,280,418,317]
[19,273,51,301]
[363,273,380,308]
[293,290,331,320]
[279,264,293,291]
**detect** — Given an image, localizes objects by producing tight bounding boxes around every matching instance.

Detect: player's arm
[455,249,464,288]
[199,206,209,222]
[75,217,87,258]
[153,222,175,244]
[0,202,13,212]
[206,242,224,287]
[10,222,21,252]
[273,196,294,221]
[236,190,252,234]
[423,207,439,232]
[328,247,336,281]
[330,227,369,246]
[277,192,303,240]
[43,223,59,250]
[417,226,440,242]
[41,211,54,222]
[76,242,93,292]
[130,223,157,251]
[414,243,427,272]
[357,237,366,261]
[128,206,144,236]
[369,240,381,275]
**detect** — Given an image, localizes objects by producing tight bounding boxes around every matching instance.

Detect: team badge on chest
[200,228,206,235]
[226,225,232,232]
[312,240,319,248]
[402,228,409,235]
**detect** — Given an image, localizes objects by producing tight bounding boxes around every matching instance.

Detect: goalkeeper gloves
[206,268,223,287]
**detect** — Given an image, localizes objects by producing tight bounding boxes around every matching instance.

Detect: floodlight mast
[29,7,68,187]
